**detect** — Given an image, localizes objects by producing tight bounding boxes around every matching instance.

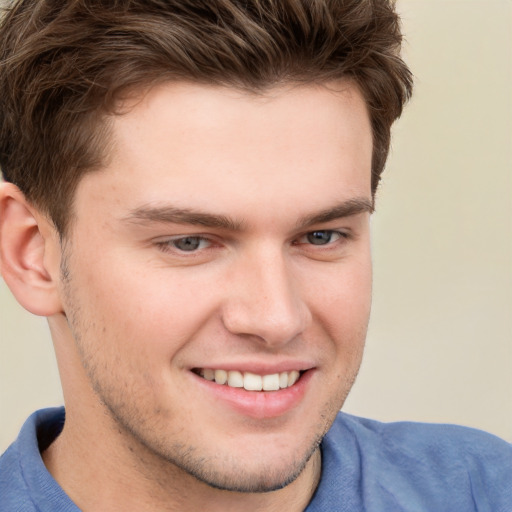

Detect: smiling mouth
[193,368,303,391]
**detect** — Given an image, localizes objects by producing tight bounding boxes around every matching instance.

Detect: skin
[0,81,373,511]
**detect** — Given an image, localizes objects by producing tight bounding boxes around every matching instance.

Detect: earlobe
[0,182,63,316]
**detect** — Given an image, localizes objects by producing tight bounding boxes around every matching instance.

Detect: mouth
[192,368,303,391]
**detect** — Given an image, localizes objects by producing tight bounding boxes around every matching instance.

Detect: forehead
[73,81,373,229]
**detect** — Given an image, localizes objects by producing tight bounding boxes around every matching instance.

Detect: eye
[157,236,212,253]
[299,230,345,246]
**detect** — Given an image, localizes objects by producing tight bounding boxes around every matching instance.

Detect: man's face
[56,82,373,491]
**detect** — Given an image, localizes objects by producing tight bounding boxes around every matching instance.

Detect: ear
[0,182,63,316]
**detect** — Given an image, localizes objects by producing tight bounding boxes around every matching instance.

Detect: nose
[221,247,311,347]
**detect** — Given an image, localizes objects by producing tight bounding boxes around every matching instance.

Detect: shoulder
[0,441,33,511]
[0,408,75,512]
[330,411,512,461]
[307,412,512,512]
[329,412,512,481]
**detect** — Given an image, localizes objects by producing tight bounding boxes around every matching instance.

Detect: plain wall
[343,0,512,439]
[1,0,511,452]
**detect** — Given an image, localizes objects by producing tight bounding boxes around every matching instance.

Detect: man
[0,1,510,511]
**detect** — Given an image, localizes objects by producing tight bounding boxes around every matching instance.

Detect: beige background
[1,0,511,452]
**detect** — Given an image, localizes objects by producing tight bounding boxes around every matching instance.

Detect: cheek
[75,259,220,358]
[345,256,373,322]
[303,255,372,379]
[305,255,372,325]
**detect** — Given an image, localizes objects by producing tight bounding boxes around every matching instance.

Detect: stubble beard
[78,360,355,495]
[59,251,362,495]
[104,401,327,494]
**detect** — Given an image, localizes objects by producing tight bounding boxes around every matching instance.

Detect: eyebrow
[296,197,374,229]
[124,205,245,231]
[123,197,373,232]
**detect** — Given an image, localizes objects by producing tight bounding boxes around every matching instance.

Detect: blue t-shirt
[1,407,511,511]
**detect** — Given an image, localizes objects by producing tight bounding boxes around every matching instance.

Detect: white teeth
[200,368,302,391]
[244,372,262,391]
[262,373,280,391]
[203,369,215,381]
[288,370,300,386]
[214,369,228,385]
[227,370,244,388]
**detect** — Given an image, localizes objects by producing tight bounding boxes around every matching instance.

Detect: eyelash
[294,230,349,247]
[155,230,350,255]
[155,236,214,254]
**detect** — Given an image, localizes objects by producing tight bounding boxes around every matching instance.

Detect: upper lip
[190,360,316,375]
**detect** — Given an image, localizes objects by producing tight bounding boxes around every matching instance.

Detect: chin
[174,442,322,493]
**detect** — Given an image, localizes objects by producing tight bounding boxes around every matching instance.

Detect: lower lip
[191,370,314,420]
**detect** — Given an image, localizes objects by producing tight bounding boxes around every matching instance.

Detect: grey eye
[306,231,335,245]
[172,237,204,251]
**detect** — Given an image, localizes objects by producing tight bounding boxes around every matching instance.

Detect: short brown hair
[0,0,412,235]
